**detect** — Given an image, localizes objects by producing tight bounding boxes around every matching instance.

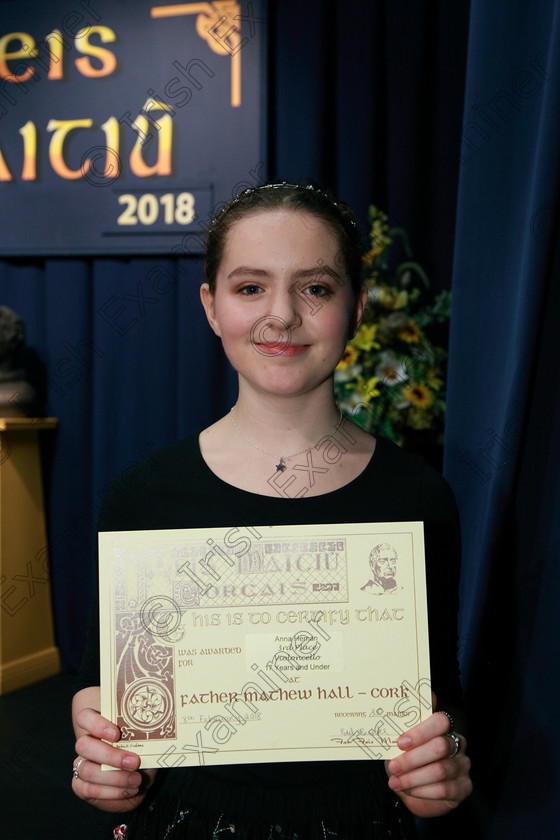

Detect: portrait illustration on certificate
[99,521,431,768]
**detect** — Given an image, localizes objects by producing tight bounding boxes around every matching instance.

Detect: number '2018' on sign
[117,192,195,226]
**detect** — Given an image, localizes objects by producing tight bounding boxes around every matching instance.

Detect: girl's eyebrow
[294,266,342,280]
[226,266,268,279]
[226,265,342,280]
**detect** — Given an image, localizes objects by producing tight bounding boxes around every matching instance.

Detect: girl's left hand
[385,705,472,818]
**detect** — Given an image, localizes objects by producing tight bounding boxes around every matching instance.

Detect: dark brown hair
[203,182,365,296]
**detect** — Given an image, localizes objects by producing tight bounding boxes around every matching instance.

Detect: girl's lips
[255,343,310,357]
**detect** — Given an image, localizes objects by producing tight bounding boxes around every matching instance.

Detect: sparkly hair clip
[207,181,357,231]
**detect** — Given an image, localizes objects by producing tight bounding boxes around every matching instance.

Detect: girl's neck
[199,381,376,498]
[231,385,341,453]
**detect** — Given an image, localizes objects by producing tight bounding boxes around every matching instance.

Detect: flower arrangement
[335,206,451,454]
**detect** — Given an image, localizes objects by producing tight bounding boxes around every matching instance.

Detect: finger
[390,763,473,802]
[71,774,141,802]
[396,711,457,752]
[388,733,466,776]
[73,757,142,790]
[436,709,454,732]
[75,707,121,742]
[389,752,471,794]
[75,734,141,771]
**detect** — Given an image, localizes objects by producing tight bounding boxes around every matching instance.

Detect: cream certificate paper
[99,522,432,768]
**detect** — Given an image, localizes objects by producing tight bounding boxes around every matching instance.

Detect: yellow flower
[350,323,380,352]
[402,383,434,409]
[363,209,391,263]
[377,285,409,310]
[397,320,422,344]
[356,375,380,405]
[336,345,360,369]
[425,371,444,391]
[363,246,384,263]
[407,408,433,430]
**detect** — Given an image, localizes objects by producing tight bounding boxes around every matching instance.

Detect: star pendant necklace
[229,406,344,472]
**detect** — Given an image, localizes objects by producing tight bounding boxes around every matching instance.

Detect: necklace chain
[229,407,344,472]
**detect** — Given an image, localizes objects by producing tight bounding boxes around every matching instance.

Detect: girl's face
[200,209,366,401]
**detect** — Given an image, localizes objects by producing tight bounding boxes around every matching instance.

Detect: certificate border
[100,521,431,766]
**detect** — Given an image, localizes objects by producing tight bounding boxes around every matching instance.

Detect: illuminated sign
[0,0,267,255]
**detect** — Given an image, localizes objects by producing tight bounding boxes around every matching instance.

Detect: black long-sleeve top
[76,433,462,836]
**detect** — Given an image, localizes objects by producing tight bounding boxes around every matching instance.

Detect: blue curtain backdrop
[443,1,560,837]
[1,1,558,836]
[0,256,239,666]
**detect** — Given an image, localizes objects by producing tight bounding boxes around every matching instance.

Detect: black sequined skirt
[108,764,418,840]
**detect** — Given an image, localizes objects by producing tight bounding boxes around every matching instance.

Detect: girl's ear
[200,283,221,337]
[349,287,368,337]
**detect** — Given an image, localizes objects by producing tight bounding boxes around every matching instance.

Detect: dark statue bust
[0,306,37,417]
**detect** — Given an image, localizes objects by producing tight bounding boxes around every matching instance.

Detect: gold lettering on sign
[151,2,243,107]
[129,100,174,177]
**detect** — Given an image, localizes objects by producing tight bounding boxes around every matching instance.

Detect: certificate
[99,522,432,768]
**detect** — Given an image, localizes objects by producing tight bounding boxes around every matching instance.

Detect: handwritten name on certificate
[99,522,431,768]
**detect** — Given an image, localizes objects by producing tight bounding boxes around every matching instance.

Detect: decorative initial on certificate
[99,521,431,768]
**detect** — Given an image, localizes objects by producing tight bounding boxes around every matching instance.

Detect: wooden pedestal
[0,418,60,694]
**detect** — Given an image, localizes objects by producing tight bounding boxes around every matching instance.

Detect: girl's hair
[204,181,365,296]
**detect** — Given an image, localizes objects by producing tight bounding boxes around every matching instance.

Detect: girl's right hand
[72,704,154,812]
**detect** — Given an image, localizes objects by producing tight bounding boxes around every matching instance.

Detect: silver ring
[447,732,461,758]
[72,756,86,780]
[438,710,454,732]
